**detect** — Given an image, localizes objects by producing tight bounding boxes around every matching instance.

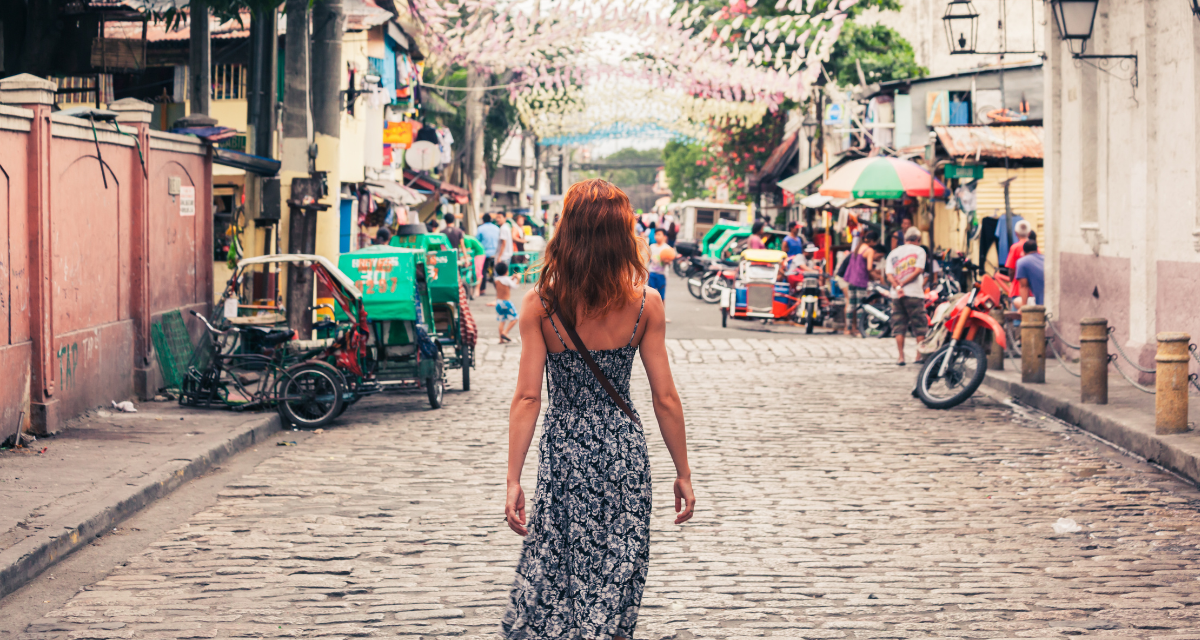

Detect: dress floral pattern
[502,292,652,640]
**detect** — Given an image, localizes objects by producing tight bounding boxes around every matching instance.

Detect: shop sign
[824,103,846,126]
[945,164,984,180]
[179,186,195,216]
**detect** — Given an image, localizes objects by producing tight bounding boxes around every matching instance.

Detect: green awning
[777,155,846,194]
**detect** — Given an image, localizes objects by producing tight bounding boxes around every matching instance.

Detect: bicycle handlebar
[190,310,224,335]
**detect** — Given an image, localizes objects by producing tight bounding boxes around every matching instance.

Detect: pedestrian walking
[489,262,520,343]
[476,213,501,294]
[442,212,464,250]
[497,212,515,267]
[502,178,695,640]
[885,227,928,366]
[512,213,527,253]
[647,228,671,323]
[747,219,767,250]
[1014,237,1045,308]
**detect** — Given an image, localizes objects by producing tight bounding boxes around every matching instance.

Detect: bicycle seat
[313,320,338,331]
[238,326,293,347]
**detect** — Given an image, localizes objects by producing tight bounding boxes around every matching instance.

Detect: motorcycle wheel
[915,340,988,410]
[700,277,723,303]
[806,315,815,334]
[672,257,689,278]
[721,307,728,328]
[687,275,708,300]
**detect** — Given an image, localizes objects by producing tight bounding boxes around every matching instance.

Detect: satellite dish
[406,140,440,172]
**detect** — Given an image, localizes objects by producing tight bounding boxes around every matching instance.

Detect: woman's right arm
[638,290,695,525]
[505,289,549,536]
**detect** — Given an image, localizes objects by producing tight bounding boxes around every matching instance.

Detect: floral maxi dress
[502,293,652,640]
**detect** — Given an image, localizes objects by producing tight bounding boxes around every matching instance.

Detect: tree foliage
[663,140,711,201]
[828,22,927,87]
[423,66,521,192]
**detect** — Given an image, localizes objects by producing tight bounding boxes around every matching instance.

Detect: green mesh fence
[151,310,196,391]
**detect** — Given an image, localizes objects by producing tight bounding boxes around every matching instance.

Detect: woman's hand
[673,477,695,524]
[505,482,528,536]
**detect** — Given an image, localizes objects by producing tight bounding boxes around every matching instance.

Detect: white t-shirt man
[884,244,927,299]
[496,218,515,263]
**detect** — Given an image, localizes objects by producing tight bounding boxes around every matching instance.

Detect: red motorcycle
[915,274,1006,409]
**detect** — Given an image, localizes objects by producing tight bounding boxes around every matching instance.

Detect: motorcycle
[797,272,823,334]
[857,283,893,338]
[914,274,1006,410]
[672,241,701,278]
[700,263,738,303]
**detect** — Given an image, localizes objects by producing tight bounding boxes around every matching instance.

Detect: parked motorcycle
[857,283,893,338]
[700,263,738,303]
[797,272,823,334]
[914,274,1006,409]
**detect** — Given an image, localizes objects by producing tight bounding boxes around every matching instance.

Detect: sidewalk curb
[0,413,282,600]
[981,372,1200,486]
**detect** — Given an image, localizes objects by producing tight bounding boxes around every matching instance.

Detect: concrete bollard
[1079,318,1108,404]
[987,308,1005,371]
[1155,332,1191,435]
[1021,305,1046,383]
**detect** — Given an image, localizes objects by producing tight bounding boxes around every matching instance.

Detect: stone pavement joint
[19,336,1200,639]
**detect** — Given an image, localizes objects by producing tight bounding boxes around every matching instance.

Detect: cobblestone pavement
[22,336,1200,639]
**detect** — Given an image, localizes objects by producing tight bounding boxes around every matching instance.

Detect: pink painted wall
[1056,251,1135,352]
[1156,261,1200,377]
[0,124,32,437]
[0,101,212,434]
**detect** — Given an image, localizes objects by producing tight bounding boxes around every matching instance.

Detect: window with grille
[212,64,246,100]
[53,75,114,105]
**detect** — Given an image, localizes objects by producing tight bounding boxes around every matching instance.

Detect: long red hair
[535,179,648,328]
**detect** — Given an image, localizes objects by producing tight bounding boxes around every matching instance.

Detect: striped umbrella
[818,157,946,199]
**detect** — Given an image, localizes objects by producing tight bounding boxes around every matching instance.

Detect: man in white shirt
[496,212,515,266]
[884,227,928,366]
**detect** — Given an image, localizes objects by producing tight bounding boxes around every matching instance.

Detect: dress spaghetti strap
[627,288,648,347]
[539,297,570,349]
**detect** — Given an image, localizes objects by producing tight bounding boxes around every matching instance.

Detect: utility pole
[517,129,527,209]
[311,0,344,264]
[531,140,542,219]
[560,146,570,193]
[178,0,216,127]
[464,66,486,233]
[283,0,314,335]
[246,7,277,159]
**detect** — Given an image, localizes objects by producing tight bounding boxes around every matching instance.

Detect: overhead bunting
[410,0,850,144]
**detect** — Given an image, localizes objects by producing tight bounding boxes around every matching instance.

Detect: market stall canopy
[819,157,946,199]
[366,179,424,206]
[799,194,834,209]
[777,154,843,195]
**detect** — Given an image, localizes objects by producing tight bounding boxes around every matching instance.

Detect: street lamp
[1048,0,1138,86]
[1049,0,1099,53]
[801,113,819,169]
[942,0,979,54]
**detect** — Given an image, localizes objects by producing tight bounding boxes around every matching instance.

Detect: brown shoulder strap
[556,315,644,429]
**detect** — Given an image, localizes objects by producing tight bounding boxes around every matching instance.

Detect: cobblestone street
[20,336,1200,639]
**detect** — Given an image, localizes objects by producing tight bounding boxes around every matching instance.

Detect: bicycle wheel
[277,362,345,428]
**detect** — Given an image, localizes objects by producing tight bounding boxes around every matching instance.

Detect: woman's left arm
[638,291,695,524]
[505,289,549,536]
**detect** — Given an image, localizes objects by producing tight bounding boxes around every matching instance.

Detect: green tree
[663,140,711,201]
[828,22,928,87]
[578,147,664,189]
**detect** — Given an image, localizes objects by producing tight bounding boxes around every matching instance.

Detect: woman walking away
[502,179,695,640]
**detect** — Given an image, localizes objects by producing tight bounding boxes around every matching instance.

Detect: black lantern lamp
[942,0,980,54]
[1048,0,1138,86]
[801,113,819,142]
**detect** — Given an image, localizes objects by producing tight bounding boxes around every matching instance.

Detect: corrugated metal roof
[934,125,1043,160]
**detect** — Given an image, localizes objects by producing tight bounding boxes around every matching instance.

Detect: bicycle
[179,311,346,428]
